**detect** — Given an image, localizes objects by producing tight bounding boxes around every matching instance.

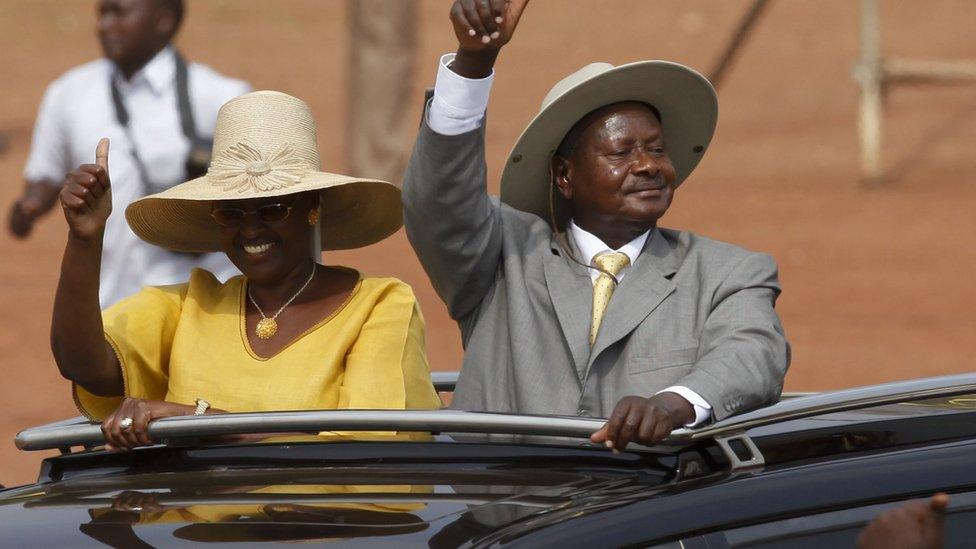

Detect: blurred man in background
[7,0,249,308]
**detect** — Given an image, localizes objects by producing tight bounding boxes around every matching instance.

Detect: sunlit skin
[552,102,677,250]
[97,0,177,80]
[215,193,319,290]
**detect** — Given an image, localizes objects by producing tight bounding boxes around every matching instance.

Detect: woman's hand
[111,491,167,514]
[101,398,195,452]
[449,0,530,79]
[60,138,112,242]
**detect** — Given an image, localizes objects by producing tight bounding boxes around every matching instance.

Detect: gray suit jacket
[403,117,790,421]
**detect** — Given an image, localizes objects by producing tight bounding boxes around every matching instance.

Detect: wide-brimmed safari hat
[499,60,718,224]
[125,90,402,252]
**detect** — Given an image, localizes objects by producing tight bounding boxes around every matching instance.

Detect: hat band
[208,140,312,193]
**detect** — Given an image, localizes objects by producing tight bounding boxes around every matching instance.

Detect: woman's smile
[243,242,275,255]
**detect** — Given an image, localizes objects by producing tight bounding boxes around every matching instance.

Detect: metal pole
[885,58,976,83]
[856,0,884,186]
[708,0,772,90]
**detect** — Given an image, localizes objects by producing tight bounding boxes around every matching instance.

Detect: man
[8,0,249,308]
[403,0,790,450]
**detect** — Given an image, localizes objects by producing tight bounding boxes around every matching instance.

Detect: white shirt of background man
[24,47,250,308]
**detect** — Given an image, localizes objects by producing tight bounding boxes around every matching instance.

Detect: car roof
[4,373,976,546]
[13,373,976,472]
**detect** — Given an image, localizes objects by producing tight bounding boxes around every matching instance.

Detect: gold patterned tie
[590,251,631,344]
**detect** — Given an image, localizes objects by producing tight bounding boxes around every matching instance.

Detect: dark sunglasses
[210,203,293,227]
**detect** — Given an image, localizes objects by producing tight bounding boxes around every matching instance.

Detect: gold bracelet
[194,398,211,415]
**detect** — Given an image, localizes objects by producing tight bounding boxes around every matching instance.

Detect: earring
[307,209,320,226]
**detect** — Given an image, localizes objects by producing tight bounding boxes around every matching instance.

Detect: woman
[50,91,441,451]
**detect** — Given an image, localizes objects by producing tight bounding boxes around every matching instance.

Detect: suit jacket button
[578,409,590,417]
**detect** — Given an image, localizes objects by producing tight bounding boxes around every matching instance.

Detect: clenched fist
[448,0,530,79]
[450,0,530,53]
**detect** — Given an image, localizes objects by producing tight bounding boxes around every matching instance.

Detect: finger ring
[119,417,134,430]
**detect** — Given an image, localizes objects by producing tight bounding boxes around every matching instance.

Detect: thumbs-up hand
[60,138,113,241]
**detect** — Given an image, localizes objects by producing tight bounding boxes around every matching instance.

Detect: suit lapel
[543,231,593,380]
[587,229,680,372]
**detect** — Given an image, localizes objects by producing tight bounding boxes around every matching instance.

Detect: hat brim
[125,171,402,253]
[499,60,718,223]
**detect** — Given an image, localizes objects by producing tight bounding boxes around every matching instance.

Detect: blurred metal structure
[855,0,976,186]
[708,0,772,90]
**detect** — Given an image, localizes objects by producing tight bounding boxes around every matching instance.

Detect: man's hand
[60,138,112,242]
[449,0,530,78]
[451,0,529,51]
[591,393,695,452]
[8,182,60,238]
[858,494,949,549]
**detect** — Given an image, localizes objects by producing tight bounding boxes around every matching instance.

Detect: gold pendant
[255,318,278,340]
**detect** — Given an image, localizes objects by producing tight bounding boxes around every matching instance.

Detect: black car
[2,373,975,547]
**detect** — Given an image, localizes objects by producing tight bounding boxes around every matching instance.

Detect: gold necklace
[247,266,317,340]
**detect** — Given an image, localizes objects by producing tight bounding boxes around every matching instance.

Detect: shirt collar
[569,219,649,268]
[113,46,176,96]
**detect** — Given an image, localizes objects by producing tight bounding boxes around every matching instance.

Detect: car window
[650,491,975,548]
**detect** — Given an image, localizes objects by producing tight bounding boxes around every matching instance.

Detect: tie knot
[593,251,630,276]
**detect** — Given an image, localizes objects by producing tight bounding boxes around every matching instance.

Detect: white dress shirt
[427,53,494,135]
[569,220,648,283]
[24,47,250,308]
[428,54,712,426]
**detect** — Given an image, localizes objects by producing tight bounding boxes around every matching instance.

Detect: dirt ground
[0,0,974,486]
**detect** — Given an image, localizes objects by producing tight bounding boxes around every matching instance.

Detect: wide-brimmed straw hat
[499,60,718,224]
[125,90,402,252]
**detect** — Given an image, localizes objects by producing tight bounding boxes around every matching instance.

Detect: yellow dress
[74,268,441,420]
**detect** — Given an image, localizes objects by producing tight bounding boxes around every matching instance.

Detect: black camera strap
[173,52,200,145]
[109,51,201,194]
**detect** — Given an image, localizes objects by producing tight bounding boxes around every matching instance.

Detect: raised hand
[451,0,530,52]
[449,0,530,78]
[60,138,112,241]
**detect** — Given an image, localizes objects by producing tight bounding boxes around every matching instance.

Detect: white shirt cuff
[657,386,712,428]
[427,53,494,136]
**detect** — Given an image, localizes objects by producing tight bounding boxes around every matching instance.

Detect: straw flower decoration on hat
[208,141,307,193]
[499,60,718,226]
[125,90,403,253]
